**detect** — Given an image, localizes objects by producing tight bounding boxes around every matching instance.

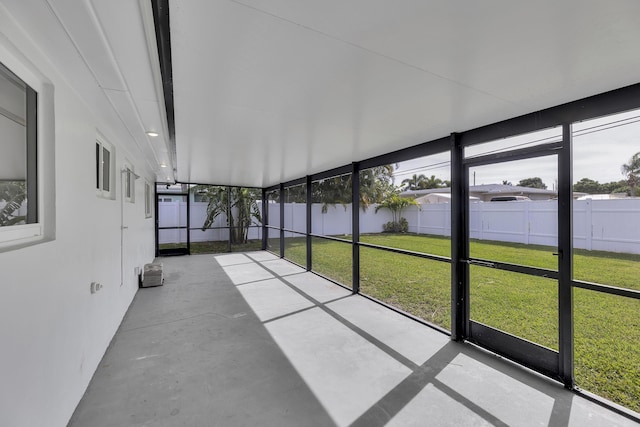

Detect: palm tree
[314,164,396,213]
[420,175,443,189]
[621,152,640,197]
[192,185,262,244]
[0,181,27,227]
[401,174,426,190]
[375,193,418,232]
[359,165,395,209]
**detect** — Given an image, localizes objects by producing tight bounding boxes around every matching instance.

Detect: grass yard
[282,233,640,413]
[159,240,262,254]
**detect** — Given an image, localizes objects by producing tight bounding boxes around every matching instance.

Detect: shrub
[382,217,409,233]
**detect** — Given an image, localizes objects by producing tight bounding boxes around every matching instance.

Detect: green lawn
[159,240,262,254]
[282,233,640,413]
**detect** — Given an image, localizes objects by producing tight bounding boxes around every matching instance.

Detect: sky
[392,109,640,190]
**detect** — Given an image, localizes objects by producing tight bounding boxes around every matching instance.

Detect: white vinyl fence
[158,202,261,244]
[160,199,640,255]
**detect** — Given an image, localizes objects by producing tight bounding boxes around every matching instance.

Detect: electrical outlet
[90,282,103,294]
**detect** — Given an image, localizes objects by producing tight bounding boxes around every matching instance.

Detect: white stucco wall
[0,6,155,427]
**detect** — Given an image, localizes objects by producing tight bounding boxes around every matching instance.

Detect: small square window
[144,181,152,218]
[123,163,135,204]
[95,138,114,199]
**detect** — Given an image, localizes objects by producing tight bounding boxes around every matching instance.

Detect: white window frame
[144,181,152,218]
[0,36,55,251]
[95,136,115,200]
[123,161,135,204]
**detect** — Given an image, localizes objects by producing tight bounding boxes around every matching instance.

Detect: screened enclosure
[156,85,640,419]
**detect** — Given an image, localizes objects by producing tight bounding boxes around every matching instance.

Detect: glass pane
[360,152,451,256]
[95,143,100,189]
[312,174,351,240]
[228,187,262,247]
[464,126,561,158]
[102,147,110,192]
[0,62,29,227]
[231,225,262,252]
[284,183,306,233]
[189,228,229,254]
[284,231,306,267]
[468,156,558,270]
[267,227,280,255]
[572,109,640,291]
[266,189,280,227]
[360,247,451,330]
[157,194,187,251]
[575,289,640,413]
[158,195,187,228]
[311,237,352,289]
[469,266,558,350]
[145,183,151,216]
[157,229,187,251]
[125,171,131,198]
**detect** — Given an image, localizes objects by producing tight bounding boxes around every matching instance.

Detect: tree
[621,152,640,197]
[517,177,547,189]
[0,181,26,227]
[375,192,418,233]
[573,178,603,194]
[421,175,443,189]
[502,180,512,186]
[401,174,426,191]
[192,186,262,244]
[359,165,395,207]
[313,164,396,212]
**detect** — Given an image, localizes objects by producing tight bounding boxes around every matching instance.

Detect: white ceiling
[170,0,640,187]
[4,1,640,187]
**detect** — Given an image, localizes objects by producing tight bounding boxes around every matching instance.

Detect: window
[0,61,36,229]
[123,162,135,203]
[0,43,54,250]
[144,181,152,218]
[95,137,114,199]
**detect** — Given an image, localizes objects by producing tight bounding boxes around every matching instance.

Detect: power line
[393,114,640,179]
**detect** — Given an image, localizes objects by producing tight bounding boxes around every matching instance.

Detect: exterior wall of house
[0,6,155,427]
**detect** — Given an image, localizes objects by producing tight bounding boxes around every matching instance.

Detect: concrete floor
[69,252,638,427]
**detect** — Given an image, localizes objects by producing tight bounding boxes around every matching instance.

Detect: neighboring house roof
[415,193,480,204]
[402,184,558,198]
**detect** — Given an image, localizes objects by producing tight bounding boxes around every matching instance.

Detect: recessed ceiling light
[146,131,159,137]
[160,163,167,168]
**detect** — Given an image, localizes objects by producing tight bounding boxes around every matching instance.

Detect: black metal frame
[558,123,574,387]
[256,83,640,420]
[151,8,640,414]
[155,186,190,256]
[306,175,312,271]
[462,142,564,381]
[155,182,264,256]
[351,162,360,294]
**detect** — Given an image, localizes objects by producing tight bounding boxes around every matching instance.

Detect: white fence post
[524,201,530,245]
[585,200,593,251]
[479,202,484,241]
